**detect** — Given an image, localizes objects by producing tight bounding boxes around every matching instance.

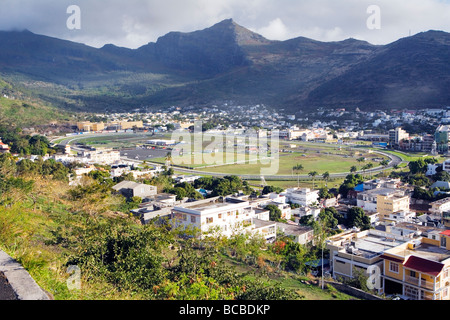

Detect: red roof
[403,255,444,277]
[440,230,450,236]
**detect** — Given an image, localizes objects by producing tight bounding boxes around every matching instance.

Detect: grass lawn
[193,151,385,176]
[380,149,443,163]
[246,178,346,190]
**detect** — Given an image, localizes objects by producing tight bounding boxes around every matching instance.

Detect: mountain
[0,19,449,113]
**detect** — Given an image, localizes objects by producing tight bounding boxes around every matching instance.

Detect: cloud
[0,0,449,48]
[255,18,291,40]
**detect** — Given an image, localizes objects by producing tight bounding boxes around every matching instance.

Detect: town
[2,103,450,301]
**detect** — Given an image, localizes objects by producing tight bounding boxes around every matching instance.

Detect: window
[191,216,196,223]
[389,262,399,273]
[410,271,416,278]
[218,214,222,219]
[445,268,449,279]
[441,236,447,248]
[173,212,187,221]
[206,217,213,224]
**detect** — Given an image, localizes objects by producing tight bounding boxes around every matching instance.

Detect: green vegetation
[0,96,70,128]
[0,154,357,300]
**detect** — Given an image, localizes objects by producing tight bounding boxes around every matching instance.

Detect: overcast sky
[1,0,449,48]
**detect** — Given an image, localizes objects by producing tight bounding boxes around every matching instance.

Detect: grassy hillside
[0,159,357,301]
[0,77,73,128]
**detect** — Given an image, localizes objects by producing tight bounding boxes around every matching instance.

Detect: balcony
[405,276,437,290]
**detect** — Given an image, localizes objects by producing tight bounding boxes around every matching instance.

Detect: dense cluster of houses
[108,171,450,300]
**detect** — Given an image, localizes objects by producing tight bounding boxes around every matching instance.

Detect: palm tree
[165,152,172,168]
[362,163,374,178]
[293,164,304,187]
[308,171,318,189]
[322,171,330,187]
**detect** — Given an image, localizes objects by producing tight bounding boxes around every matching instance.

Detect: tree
[380,160,390,167]
[434,171,450,182]
[266,204,283,222]
[350,166,358,173]
[292,164,304,187]
[319,208,338,230]
[346,207,371,230]
[308,171,318,189]
[408,159,428,175]
[318,187,333,200]
[357,157,365,164]
[262,185,284,195]
[322,171,330,187]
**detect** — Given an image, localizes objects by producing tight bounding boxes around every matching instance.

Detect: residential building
[79,148,121,165]
[326,229,410,282]
[283,188,320,206]
[435,125,450,154]
[363,178,401,191]
[112,180,157,199]
[109,121,144,130]
[430,197,450,228]
[292,206,322,223]
[389,127,409,148]
[430,198,450,215]
[377,192,411,221]
[275,222,314,245]
[443,159,450,173]
[170,196,276,241]
[379,231,450,300]
[77,121,105,132]
[357,188,407,213]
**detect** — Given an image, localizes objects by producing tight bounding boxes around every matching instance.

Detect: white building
[171,197,277,241]
[283,188,320,207]
[430,198,450,215]
[356,188,405,212]
[79,148,121,165]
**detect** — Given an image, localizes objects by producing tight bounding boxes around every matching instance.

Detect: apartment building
[379,230,450,300]
[389,127,409,148]
[79,148,121,165]
[110,120,144,130]
[171,197,276,241]
[77,121,105,132]
[430,198,450,216]
[326,229,410,283]
[283,188,320,206]
[377,193,411,221]
[356,187,410,221]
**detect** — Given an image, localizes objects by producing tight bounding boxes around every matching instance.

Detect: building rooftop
[388,242,450,264]
[361,187,401,196]
[275,222,313,236]
[329,229,410,260]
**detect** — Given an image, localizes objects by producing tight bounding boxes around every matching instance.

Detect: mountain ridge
[0,19,449,112]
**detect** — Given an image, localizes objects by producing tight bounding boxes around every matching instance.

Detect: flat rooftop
[359,187,401,196]
[390,242,450,263]
[333,230,409,259]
